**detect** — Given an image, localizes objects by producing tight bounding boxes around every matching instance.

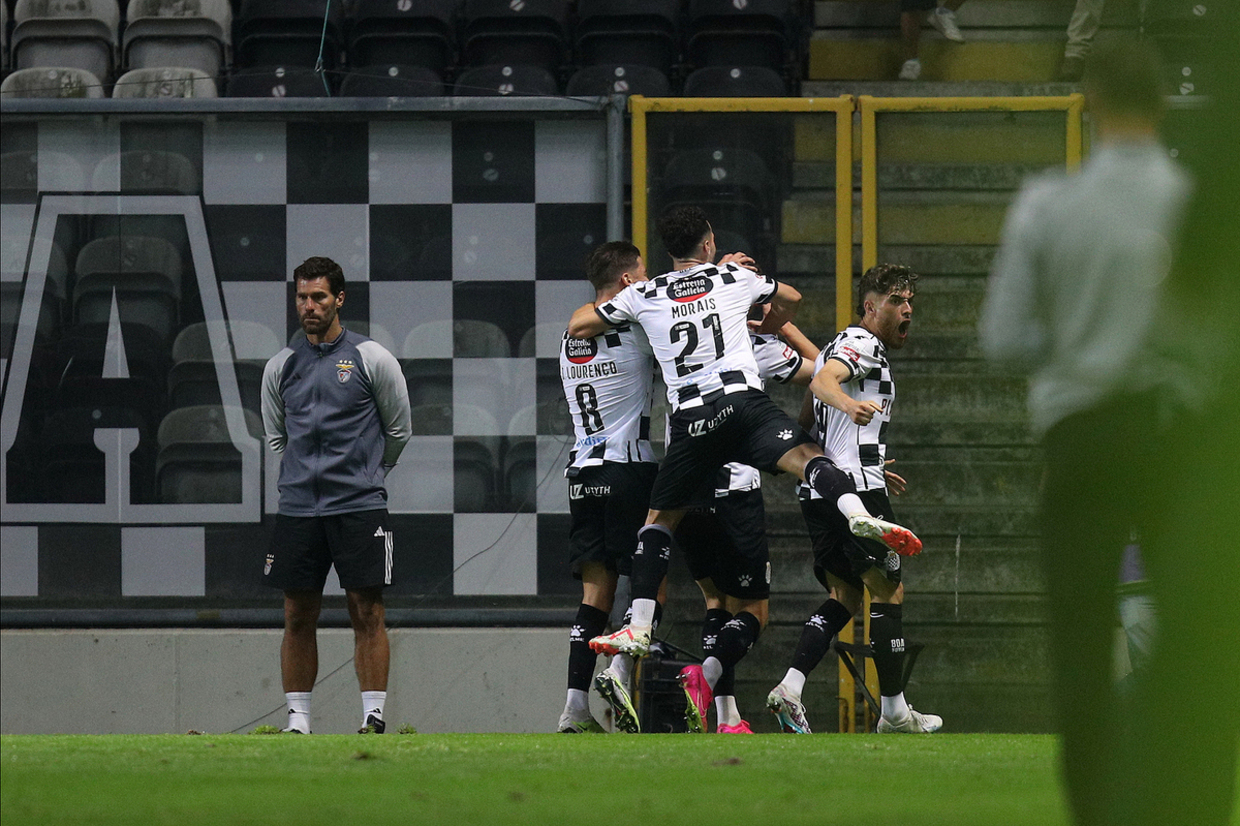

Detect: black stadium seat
[682,65,787,97]
[233,0,344,71]
[685,0,792,73]
[461,0,569,71]
[339,65,446,97]
[226,65,330,97]
[453,63,559,97]
[574,0,680,75]
[566,63,671,97]
[347,0,458,79]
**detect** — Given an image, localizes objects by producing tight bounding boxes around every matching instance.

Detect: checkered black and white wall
[0,109,620,607]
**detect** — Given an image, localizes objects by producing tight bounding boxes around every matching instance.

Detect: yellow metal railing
[630,93,1084,733]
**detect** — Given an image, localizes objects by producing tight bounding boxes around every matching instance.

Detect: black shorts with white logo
[650,390,814,511]
[676,487,771,600]
[568,461,658,578]
[264,509,393,592]
[800,489,902,592]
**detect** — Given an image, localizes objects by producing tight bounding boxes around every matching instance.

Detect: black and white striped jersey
[595,262,779,412]
[709,333,806,495]
[561,325,657,475]
[803,325,893,495]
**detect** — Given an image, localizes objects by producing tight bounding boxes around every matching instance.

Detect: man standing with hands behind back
[261,256,412,734]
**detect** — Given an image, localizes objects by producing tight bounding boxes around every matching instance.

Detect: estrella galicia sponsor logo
[686,404,733,437]
[569,483,611,500]
[668,274,713,303]
[565,337,598,364]
[336,360,355,383]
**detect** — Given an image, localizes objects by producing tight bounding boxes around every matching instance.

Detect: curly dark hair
[856,263,918,317]
[656,205,711,260]
[293,256,345,296]
[586,241,642,292]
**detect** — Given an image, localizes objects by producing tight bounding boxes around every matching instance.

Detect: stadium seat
[400,358,454,408]
[502,437,537,510]
[461,0,569,71]
[454,437,498,511]
[90,150,201,194]
[0,282,59,361]
[452,319,512,358]
[1,2,8,71]
[225,65,330,97]
[339,65,446,97]
[659,147,778,266]
[233,0,344,71]
[155,404,260,504]
[452,63,559,96]
[0,66,106,98]
[681,65,788,97]
[347,0,458,79]
[565,63,671,97]
[167,322,267,415]
[73,235,183,344]
[12,0,119,83]
[112,67,218,98]
[573,0,680,75]
[122,0,232,80]
[403,320,455,359]
[684,0,791,73]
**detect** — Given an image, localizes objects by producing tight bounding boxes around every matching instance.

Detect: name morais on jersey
[595,262,778,412]
[803,325,894,495]
[560,324,657,475]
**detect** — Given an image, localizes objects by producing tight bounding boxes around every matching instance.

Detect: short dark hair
[586,241,642,292]
[293,256,345,296]
[1084,39,1165,120]
[856,263,918,317]
[656,206,711,259]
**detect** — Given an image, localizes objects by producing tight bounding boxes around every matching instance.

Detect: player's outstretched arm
[810,359,882,425]
[567,302,613,339]
[757,281,801,334]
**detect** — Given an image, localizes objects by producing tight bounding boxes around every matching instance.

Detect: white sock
[715,695,740,728]
[781,668,807,697]
[702,656,723,688]
[610,653,633,686]
[630,598,657,629]
[881,691,910,720]
[565,688,591,716]
[285,691,312,733]
[361,690,386,725]
[836,492,867,519]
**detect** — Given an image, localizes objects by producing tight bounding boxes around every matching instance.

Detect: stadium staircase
[656,0,1142,733]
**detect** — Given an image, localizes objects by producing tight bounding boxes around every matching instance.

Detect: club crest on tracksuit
[336,360,355,383]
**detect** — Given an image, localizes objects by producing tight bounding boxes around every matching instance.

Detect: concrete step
[815,0,1139,30]
[785,190,1013,245]
[809,30,1069,82]
[795,161,1042,190]
[804,78,1081,96]
[893,371,1028,417]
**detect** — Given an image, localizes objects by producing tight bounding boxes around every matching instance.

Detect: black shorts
[264,509,392,592]
[651,390,814,511]
[675,487,771,600]
[800,489,902,592]
[568,461,658,579]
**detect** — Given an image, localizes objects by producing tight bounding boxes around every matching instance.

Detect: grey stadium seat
[12,0,119,83]
[156,405,262,504]
[122,0,232,80]
[112,67,218,98]
[73,235,183,343]
[0,66,106,98]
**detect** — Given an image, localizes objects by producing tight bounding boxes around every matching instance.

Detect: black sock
[703,608,734,694]
[630,525,672,603]
[568,603,609,691]
[868,602,906,697]
[790,599,854,677]
[715,611,762,671]
[805,455,855,502]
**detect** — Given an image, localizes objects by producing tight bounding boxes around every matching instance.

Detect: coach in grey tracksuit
[260,256,411,734]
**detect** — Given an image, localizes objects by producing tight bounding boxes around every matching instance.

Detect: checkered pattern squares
[370,205,452,282]
[122,527,205,597]
[535,121,607,203]
[453,513,538,595]
[286,204,370,280]
[203,122,287,205]
[286,122,368,204]
[387,437,455,514]
[452,203,536,281]
[452,121,536,204]
[1,525,39,596]
[369,122,452,205]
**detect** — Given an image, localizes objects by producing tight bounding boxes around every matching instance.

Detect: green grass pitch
[1,732,1072,826]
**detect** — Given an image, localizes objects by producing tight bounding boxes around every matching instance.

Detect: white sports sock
[836,492,867,519]
[781,668,807,697]
[629,598,657,629]
[361,690,386,725]
[285,691,312,734]
[881,691,910,721]
[609,653,633,686]
[702,656,723,688]
[565,688,591,716]
[715,695,740,728]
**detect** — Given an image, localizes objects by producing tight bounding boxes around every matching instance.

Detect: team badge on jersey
[565,337,598,364]
[667,274,714,302]
[336,360,355,383]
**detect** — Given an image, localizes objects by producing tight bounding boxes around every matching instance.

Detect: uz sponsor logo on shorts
[570,484,611,500]
[687,404,733,437]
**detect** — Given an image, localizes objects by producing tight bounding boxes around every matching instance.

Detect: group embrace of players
[556,205,942,736]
